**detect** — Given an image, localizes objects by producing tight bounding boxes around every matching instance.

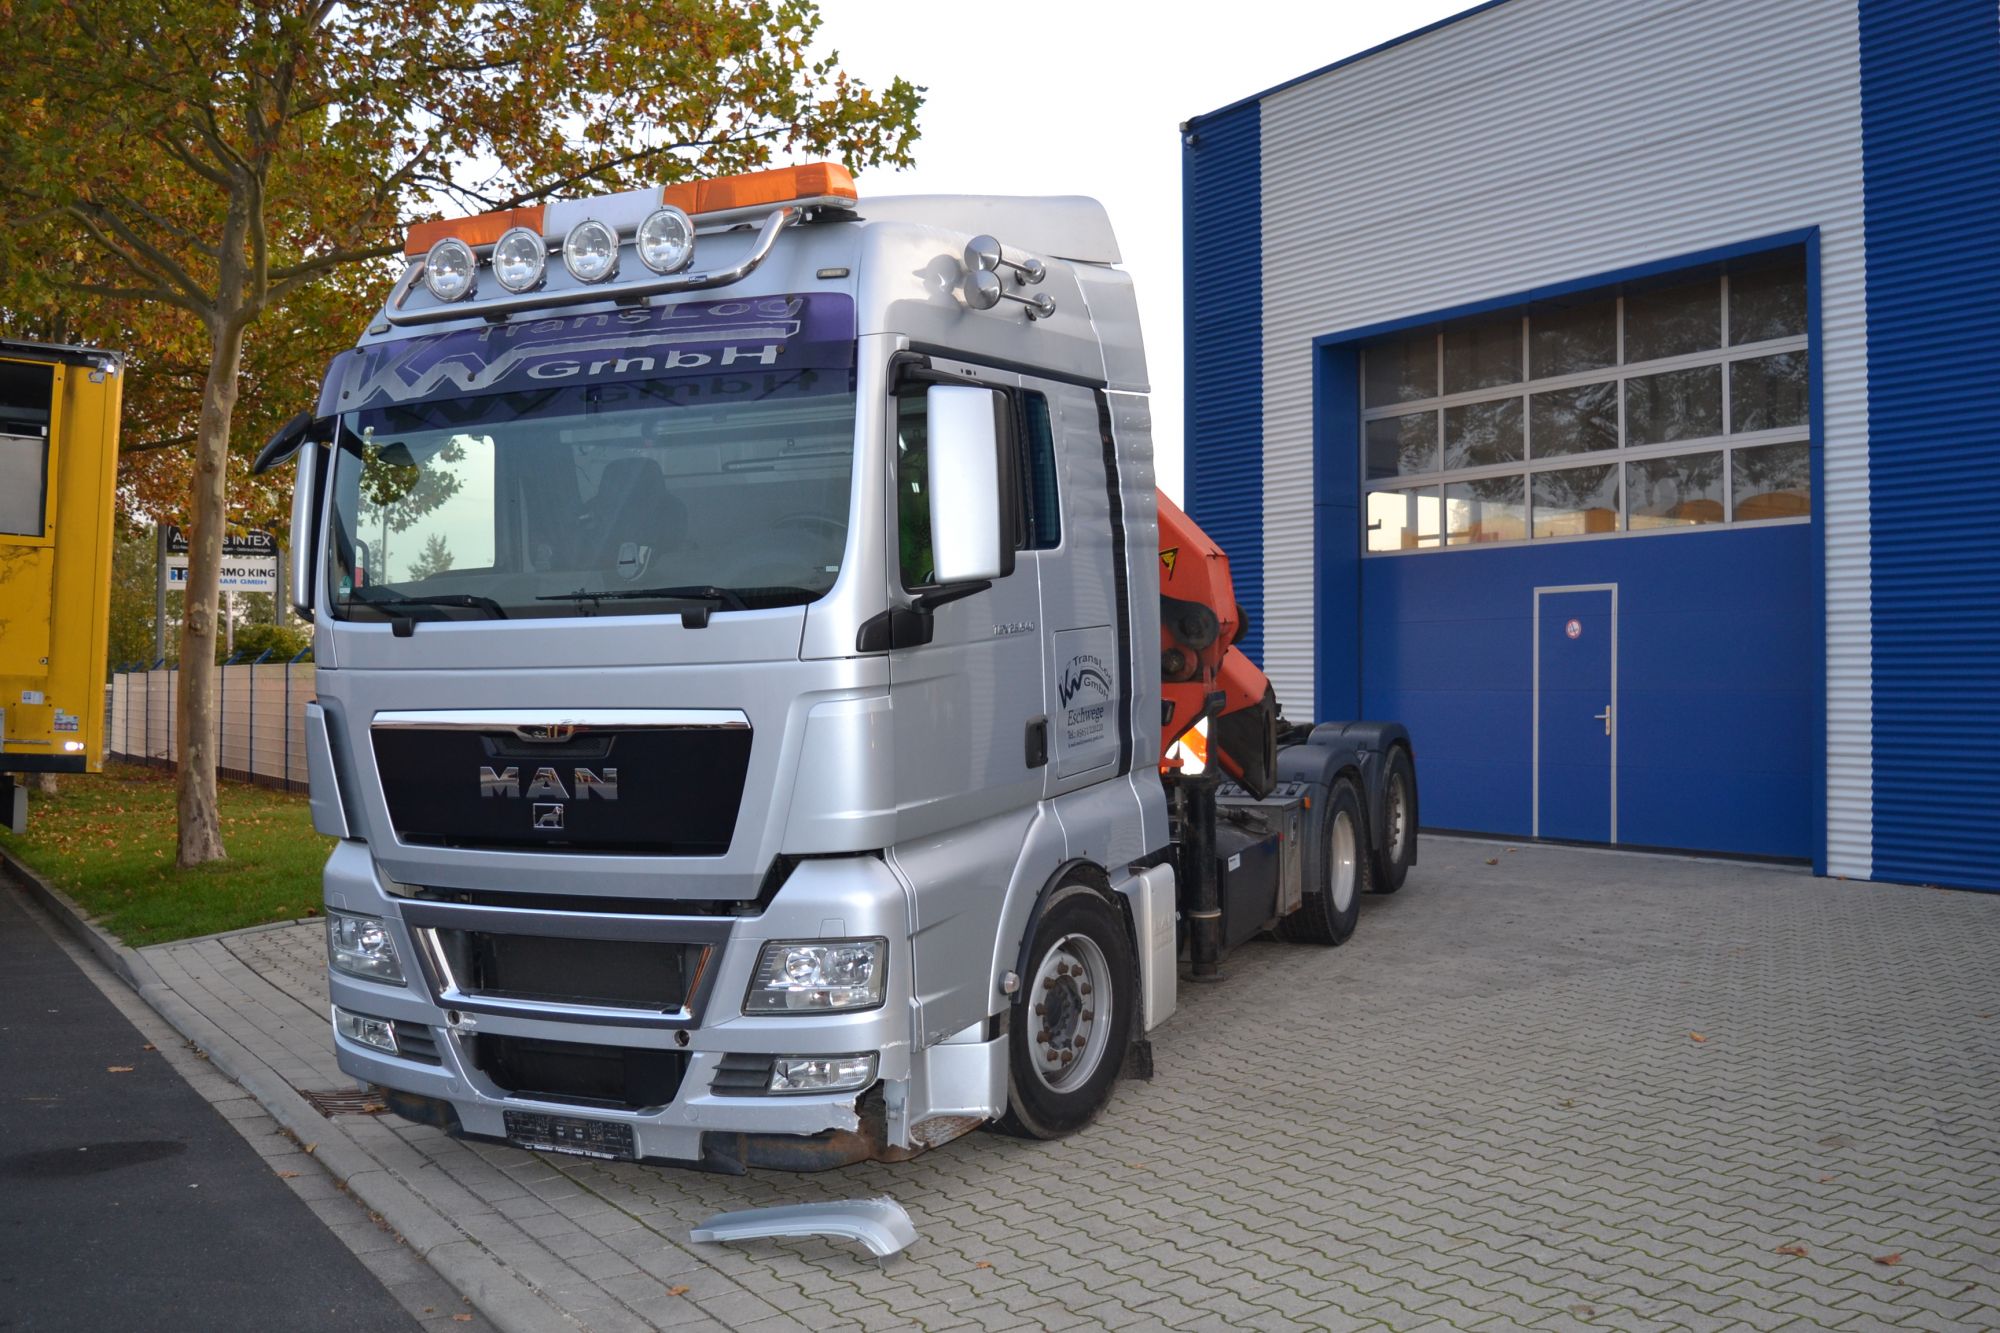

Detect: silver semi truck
[258,163,1417,1171]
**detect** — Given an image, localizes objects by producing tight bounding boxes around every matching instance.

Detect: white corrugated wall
[1255,0,1872,876]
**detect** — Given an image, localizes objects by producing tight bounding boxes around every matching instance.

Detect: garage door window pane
[1729,352,1808,433]
[1365,411,1437,479]
[1367,489,1440,551]
[1443,397,1523,469]
[1626,365,1722,445]
[1623,275,1720,363]
[1443,317,1521,395]
[1529,381,1617,457]
[0,433,49,537]
[1627,453,1725,529]
[1532,464,1619,538]
[1729,251,1807,345]
[1733,443,1811,521]
[1444,475,1525,545]
[1363,334,1436,407]
[1530,296,1617,378]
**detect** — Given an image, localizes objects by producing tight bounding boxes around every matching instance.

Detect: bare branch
[66,202,216,311]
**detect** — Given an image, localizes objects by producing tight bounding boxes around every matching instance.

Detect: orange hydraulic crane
[1156,489,1279,799]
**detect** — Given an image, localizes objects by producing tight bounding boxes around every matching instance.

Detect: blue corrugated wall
[1860,0,2000,891]
[1182,104,1265,664]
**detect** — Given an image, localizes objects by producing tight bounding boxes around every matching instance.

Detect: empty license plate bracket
[503,1110,636,1161]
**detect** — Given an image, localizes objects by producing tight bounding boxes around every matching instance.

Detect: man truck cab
[263,163,1415,1170]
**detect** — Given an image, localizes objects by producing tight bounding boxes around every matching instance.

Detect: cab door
[0,357,61,749]
[883,364,1045,835]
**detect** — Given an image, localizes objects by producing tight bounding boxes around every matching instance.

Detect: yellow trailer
[1,340,122,829]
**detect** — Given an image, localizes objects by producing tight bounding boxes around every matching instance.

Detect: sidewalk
[13,837,2000,1331]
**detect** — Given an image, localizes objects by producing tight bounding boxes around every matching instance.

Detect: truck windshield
[326,368,855,623]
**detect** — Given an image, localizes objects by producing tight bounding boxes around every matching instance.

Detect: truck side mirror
[925,385,1008,585]
[288,438,322,619]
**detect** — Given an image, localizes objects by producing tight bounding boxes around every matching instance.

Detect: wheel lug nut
[1073,1035,1086,1049]
[1079,983,1093,996]
[1043,977,1057,990]
[1060,1050,1073,1064]
[1082,1010,1093,1021]
[1034,1003,1046,1016]
[1038,1029,1052,1043]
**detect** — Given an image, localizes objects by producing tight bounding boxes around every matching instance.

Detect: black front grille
[392,1020,441,1064]
[434,930,703,1013]
[711,1052,774,1094]
[371,724,752,854]
[472,1034,687,1111]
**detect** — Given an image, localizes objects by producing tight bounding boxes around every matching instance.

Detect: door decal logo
[1565,618,1582,640]
[1058,653,1114,752]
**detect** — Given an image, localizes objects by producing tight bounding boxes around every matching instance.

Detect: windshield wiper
[536,584,751,627]
[537,584,751,608]
[351,587,509,628]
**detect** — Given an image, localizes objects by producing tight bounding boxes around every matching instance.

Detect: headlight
[422,237,476,301]
[327,910,405,985]
[332,1005,398,1054]
[490,226,547,293]
[562,219,619,283]
[770,1053,877,1094]
[636,206,694,274]
[744,938,886,1014]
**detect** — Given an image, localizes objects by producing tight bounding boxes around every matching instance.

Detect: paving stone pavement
[142,838,2000,1332]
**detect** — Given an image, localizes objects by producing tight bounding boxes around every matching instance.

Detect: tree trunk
[175,318,247,867]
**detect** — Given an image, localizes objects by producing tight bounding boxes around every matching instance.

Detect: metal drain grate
[300,1086,390,1118]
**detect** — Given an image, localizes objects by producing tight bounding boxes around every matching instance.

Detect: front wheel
[1278,775,1370,945]
[994,885,1136,1140]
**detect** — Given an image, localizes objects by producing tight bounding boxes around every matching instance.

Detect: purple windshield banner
[318,293,854,415]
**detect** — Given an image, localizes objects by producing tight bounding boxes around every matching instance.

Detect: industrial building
[1183,0,1998,889]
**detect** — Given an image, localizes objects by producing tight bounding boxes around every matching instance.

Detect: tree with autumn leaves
[0,0,920,866]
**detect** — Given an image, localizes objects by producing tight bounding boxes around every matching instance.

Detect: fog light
[770,1053,877,1094]
[333,1005,397,1054]
[63,741,84,752]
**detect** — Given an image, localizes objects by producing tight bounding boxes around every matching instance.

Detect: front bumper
[322,840,937,1168]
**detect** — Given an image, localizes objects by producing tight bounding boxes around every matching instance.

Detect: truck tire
[1371,745,1417,894]
[1277,776,1369,945]
[993,884,1137,1140]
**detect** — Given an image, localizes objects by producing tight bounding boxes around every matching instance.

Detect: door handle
[1594,705,1612,736]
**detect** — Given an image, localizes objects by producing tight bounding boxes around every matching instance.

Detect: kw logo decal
[1159,547,1179,580]
[1058,663,1113,708]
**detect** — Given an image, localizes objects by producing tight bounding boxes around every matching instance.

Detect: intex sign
[479,766,620,802]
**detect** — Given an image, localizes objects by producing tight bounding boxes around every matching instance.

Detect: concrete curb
[0,849,578,1333]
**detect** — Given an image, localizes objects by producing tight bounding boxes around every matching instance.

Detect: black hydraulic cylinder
[1179,772,1223,978]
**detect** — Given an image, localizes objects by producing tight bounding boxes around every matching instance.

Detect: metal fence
[106,654,315,791]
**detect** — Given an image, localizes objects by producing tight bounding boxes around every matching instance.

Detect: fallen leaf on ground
[302,1142,318,1155]
[1569,1305,1595,1316]
[668,1285,690,1297]
[142,1044,156,1052]
[1873,1252,1903,1266]
[107,1065,134,1073]
[974,1261,992,1270]
[275,1170,301,1179]
[1775,1245,1809,1257]
[451,1316,472,1324]
[1818,1175,1837,1183]
[1559,1098,1575,1108]
[1485,857,1499,865]
[1688,1032,1707,1043]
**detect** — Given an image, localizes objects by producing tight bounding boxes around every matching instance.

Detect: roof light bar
[660,162,856,218]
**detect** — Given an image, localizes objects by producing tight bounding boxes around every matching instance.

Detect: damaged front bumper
[321,841,998,1171]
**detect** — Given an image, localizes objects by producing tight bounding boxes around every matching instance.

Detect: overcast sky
[812,0,1468,499]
